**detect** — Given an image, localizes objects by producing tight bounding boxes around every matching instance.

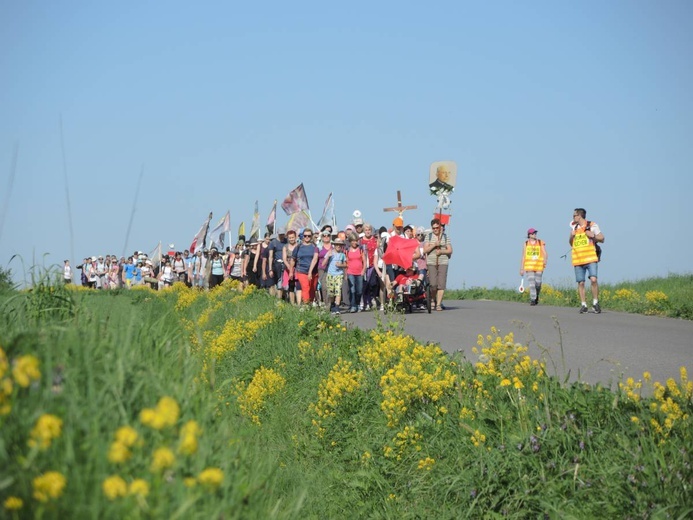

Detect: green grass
[1,280,691,518]
[447,273,693,319]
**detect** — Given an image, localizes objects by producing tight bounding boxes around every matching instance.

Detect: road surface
[341,300,692,391]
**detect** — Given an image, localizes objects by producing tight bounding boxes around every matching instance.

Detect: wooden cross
[383,190,417,218]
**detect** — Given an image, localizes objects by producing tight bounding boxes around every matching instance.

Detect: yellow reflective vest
[523,240,545,272]
[571,224,599,266]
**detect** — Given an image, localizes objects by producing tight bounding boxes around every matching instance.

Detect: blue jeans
[574,262,598,283]
[348,274,363,309]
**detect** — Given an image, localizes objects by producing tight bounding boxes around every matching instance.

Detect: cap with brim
[527,228,538,235]
[332,239,345,245]
[393,216,404,227]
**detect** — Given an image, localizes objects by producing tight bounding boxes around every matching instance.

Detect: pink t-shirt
[346,247,364,275]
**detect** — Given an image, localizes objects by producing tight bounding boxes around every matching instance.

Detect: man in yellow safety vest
[569,208,604,314]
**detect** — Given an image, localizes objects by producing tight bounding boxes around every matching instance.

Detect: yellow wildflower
[156,396,180,427]
[108,441,131,464]
[3,496,23,510]
[33,471,67,502]
[140,396,180,430]
[417,457,435,471]
[198,467,224,489]
[0,347,8,378]
[150,447,175,472]
[115,425,139,447]
[28,414,63,450]
[128,479,150,497]
[178,420,202,455]
[500,378,511,387]
[102,475,128,501]
[12,355,41,388]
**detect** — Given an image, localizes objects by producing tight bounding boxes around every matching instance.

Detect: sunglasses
[304,234,313,239]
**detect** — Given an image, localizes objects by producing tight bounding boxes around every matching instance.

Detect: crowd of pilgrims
[72,217,447,314]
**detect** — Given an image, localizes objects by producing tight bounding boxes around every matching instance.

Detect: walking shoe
[530,299,537,306]
[350,307,357,313]
[593,302,601,314]
[579,304,588,314]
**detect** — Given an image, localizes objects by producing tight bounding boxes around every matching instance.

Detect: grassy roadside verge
[447,273,693,319]
[0,280,691,518]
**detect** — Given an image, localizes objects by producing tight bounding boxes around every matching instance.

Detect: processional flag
[189,212,213,254]
[281,183,309,215]
[249,201,260,241]
[266,200,277,235]
[317,192,334,230]
[209,211,230,251]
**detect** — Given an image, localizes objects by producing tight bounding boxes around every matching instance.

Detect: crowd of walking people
[65,215,455,313]
[64,206,604,314]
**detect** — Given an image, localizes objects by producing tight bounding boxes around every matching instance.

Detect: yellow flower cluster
[417,456,435,471]
[309,358,364,436]
[0,346,14,416]
[645,290,668,304]
[459,406,475,421]
[644,290,669,315]
[32,471,67,502]
[384,425,423,461]
[3,496,23,510]
[539,285,564,301]
[178,420,202,455]
[235,366,286,425]
[473,329,544,393]
[613,288,640,302]
[103,396,220,506]
[108,426,140,464]
[378,344,456,427]
[622,367,691,444]
[174,284,201,311]
[102,475,128,500]
[12,354,41,388]
[619,377,643,402]
[197,467,224,489]
[102,475,151,500]
[358,331,418,372]
[470,429,486,447]
[150,446,176,472]
[208,312,275,360]
[28,414,63,450]
[140,396,180,430]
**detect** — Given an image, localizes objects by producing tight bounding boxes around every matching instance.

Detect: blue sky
[1,1,691,289]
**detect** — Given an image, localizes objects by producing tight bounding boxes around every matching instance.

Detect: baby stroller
[382,234,432,314]
[395,270,431,314]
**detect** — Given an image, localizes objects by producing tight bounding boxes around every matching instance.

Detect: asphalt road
[341,300,693,391]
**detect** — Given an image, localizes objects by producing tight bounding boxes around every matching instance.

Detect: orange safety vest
[571,223,598,266]
[523,240,545,272]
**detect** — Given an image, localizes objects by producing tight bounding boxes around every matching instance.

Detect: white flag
[209,211,231,250]
[189,212,213,254]
[149,242,162,267]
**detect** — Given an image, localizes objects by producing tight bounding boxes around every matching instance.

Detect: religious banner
[429,161,457,196]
